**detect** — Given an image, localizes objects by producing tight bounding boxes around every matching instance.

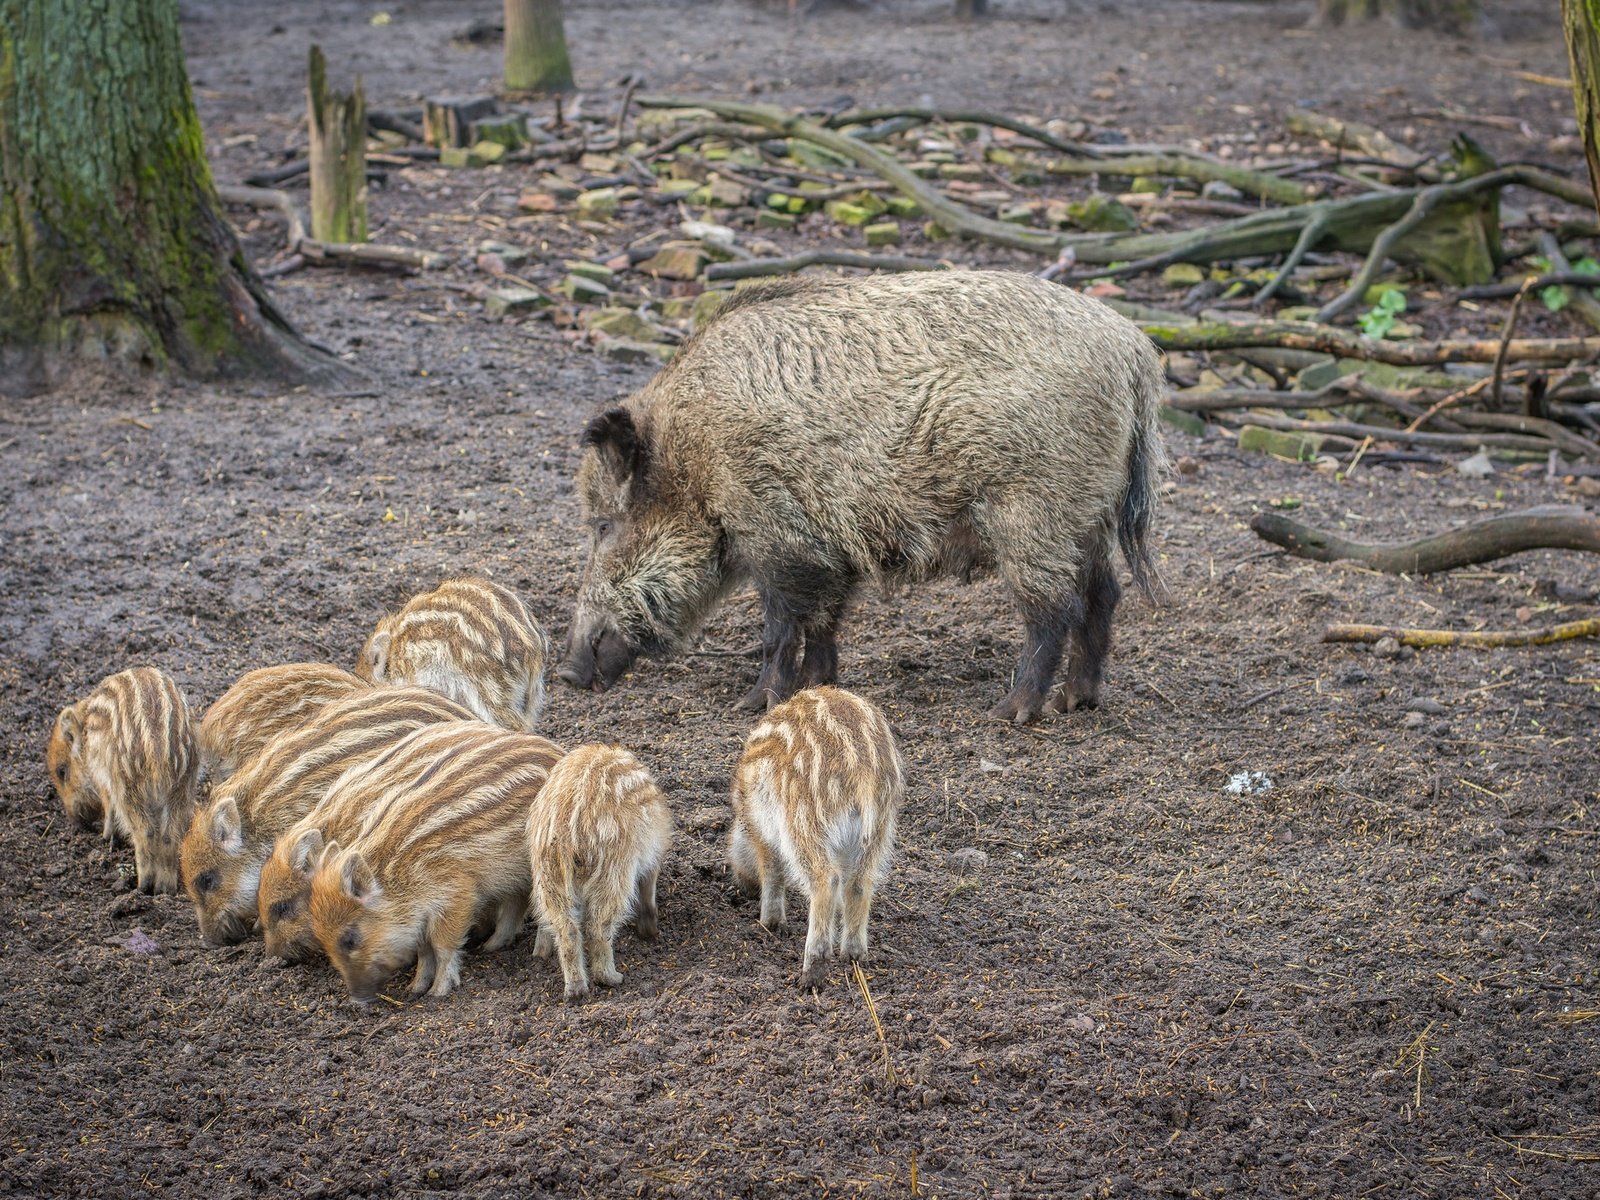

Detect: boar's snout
[558,622,634,693]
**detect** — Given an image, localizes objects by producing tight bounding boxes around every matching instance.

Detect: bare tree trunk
[504,0,574,94]
[1562,0,1600,215]
[0,0,344,395]
[1316,0,1479,31]
[955,0,989,18]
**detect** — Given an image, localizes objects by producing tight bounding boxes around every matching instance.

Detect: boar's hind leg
[798,590,852,689]
[1049,542,1121,714]
[991,592,1080,725]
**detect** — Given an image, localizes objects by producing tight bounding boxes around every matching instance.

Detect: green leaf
[1540,285,1570,312]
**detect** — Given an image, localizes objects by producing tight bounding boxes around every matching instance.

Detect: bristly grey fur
[566,268,1167,719]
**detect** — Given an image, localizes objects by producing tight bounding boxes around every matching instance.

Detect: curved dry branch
[1251,507,1600,573]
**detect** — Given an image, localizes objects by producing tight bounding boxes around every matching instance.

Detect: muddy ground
[3,1,1599,1196]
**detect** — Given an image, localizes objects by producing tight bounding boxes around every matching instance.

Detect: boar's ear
[288,827,324,875]
[341,850,382,906]
[582,406,647,485]
[211,796,244,856]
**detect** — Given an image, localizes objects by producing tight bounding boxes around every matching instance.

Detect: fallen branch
[1042,152,1312,207]
[1315,167,1572,322]
[1140,318,1600,367]
[704,250,949,281]
[1285,110,1426,169]
[1250,506,1600,573]
[637,94,1065,254]
[639,96,1593,271]
[639,120,772,159]
[218,184,448,270]
[1223,410,1568,454]
[1457,270,1600,300]
[1323,619,1600,648]
[824,105,1100,157]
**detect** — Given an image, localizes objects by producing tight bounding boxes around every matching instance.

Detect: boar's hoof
[797,964,828,992]
[594,968,623,988]
[563,985,591,1005]
[736,683,777,713]
[1046,684,1100,715]
[634,913,658,941]
[989,693,1044,726]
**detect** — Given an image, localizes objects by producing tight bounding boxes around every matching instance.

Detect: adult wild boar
[559,270,1165,723]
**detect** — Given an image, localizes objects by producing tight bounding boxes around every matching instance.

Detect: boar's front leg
[991,593,1080,725]
[738,589,804,712]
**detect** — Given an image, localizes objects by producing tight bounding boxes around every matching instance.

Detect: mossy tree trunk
[1562,0,1600,215]
[1316,0,1480,31]
[503,0,574,94]
[0,0,342,394]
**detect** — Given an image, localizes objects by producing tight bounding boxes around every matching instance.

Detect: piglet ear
[288,827,324,875]
[582,406,647,485]
[57,705,83,751]
[211,796,244,856]
[341,851,382,906]
[365,629,392,682]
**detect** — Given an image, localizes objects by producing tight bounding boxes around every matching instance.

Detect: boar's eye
[55,764,68,782]
[268,897,297,923]
[337,927,360,956]
[194,871,219,895]
[596,519,614,539]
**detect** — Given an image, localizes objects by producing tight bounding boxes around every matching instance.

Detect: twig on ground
[1324,619,1600,649]
[218,184,448,270]
[1493,279,1537,408]
[852,962,897,1086]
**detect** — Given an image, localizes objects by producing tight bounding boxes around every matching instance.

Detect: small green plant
[1358,287,1407,339]
[1531,254,1600,312]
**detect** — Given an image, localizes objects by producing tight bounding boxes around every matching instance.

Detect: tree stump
[306,45,367,245]
[423,96,500,149]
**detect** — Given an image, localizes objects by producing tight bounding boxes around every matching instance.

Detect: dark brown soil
[4,2,1599,1196]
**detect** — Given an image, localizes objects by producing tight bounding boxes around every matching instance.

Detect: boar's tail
[1116,351,1168,600]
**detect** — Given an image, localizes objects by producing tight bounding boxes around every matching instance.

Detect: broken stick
[1323,620,1600,648]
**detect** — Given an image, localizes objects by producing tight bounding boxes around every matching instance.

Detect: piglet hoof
[759,915,787,935]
